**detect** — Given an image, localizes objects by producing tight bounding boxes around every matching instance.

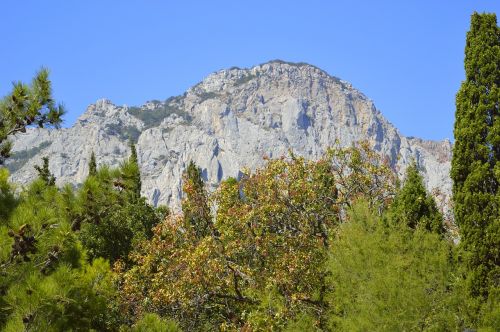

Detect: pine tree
[181,161,212,239]
[391,162,443,234]
[88,151,97,176]
[0,69,64,165]
[34,157,56,186]
[0,168,17,223]
[451,13,499,302]
[0,176,121,330]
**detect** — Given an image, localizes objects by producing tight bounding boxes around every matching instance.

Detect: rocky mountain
[6,60,452,211]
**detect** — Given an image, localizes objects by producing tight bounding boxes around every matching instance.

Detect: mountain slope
[6,60,452,210]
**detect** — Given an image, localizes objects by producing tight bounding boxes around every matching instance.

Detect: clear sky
[1,1,499,140]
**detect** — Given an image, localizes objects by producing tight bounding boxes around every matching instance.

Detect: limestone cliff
[6,60,452,210]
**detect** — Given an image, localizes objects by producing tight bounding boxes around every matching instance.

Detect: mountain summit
[7,60,452,209]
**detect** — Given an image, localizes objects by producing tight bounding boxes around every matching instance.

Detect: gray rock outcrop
[6,60,452,211]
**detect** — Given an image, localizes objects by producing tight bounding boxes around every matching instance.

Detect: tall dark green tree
[451,12,499,306]
[76,165,165,264]
[390,162,444,234]
[34,157,56,186]
[89,151,97,176]
[181,161,212,239]
[129,140,138,164]
[123,141,141,199]
[0,69,64,165]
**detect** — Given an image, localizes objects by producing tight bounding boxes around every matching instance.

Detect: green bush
[129,313,181,332]
[326,202,462,331]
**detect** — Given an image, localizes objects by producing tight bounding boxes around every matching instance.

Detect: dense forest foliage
[0,12,498,331]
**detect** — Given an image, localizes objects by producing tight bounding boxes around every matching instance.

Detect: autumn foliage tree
[119,143,397,330]
[328,141,397,214]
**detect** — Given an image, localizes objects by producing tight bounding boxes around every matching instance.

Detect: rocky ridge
[6,60,452,211]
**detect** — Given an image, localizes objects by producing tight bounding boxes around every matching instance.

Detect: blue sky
[1,1,498,140]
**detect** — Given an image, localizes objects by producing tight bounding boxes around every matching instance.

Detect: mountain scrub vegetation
[0,12,498,331]
[126,98,192,129]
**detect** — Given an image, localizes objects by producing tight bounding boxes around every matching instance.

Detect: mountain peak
[188,59,353,104]
[7,61,452,211]
[213,59,337,82]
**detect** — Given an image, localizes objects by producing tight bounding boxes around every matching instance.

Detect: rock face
[6,60,452,211]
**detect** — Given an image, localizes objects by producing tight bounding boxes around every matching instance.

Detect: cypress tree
[89,151,97,176]
[34,156,56,186]
[126,141,141,198]
[129,140,138,165]
[451,13,499,301]
[391,162,443,234]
